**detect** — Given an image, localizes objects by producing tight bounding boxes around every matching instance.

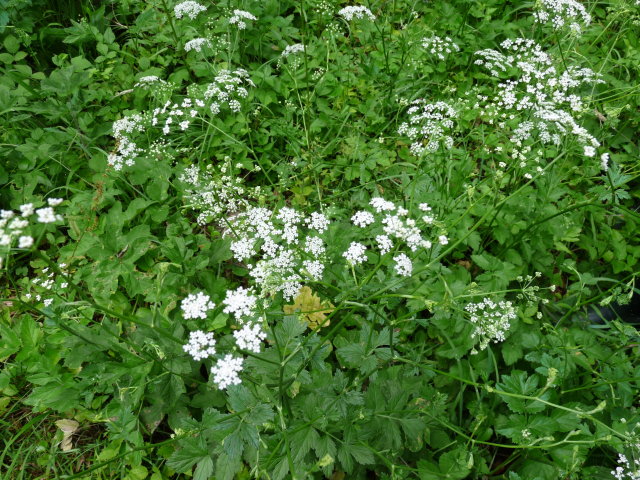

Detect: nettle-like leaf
[273,315,307,352]
[166,436,210,473]
[335,323,394,374]
[496,371,550,413]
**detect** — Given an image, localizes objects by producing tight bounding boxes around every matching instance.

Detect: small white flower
[223,286,257,320]
[351,211,375,228]
[47,198,63,207]
[369,198,396,213]
[181,292,216,319]
[282,44,305,57]
[465,298,516,351]
[438,235,449,245]
[19,203,34,217]
[338,5,376,21]
[421,35,460,61]
[600,153,609,171]
[18,236,34,249]
[376,234,393,255]
[183,330,217,361]
[306,212,330,233]
[211,354,244,389]
[229,9,257,29]
[184,38,211,52]
[174,1,207,20]
[393,253,413,276]
[304,236,326,256]
[231,237,255,261]
[583,145,595,157]
[302,259,324,280]
[233,323,266,353]
[35,207,61,224]
[343,242,367,265]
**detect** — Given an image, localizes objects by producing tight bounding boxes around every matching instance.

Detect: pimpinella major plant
[1,0,640,478]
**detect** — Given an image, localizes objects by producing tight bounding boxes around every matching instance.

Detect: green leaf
[350,444,374,465]
[167,437,209,473]
[3,35,19,54]
[215,452,241,480]
[496,371,548,414]
[0,322,20,360]
[336,343,366,368]
[193,456,214,480]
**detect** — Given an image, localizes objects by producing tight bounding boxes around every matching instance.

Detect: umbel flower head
[229,9,257,29]
[465,298,517,353]
[181,292,215,319]
[211,354,244,389]
[532,0,591,34]
[338,5,376,21]
[174,1,207,20]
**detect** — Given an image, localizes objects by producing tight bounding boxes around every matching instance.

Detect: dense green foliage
[1,0,640,478]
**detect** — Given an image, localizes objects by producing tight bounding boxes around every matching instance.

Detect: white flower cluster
[174,1,207,20]
[612,446,640,480]
[222,286,268,357]
[0,199,64,265]
[343,198,448,276]
[184,37,211,53]
[223,286,258,320]
[108,70,254,170]
[134,76,166,88]
[398,100,457,156]
[279,44,306,69]
[179,161,260,225]
[204,69,255,115]
[211,354,244,389]
[227,206,331,300]
[338,5,376,21]
[473,38,603,166]
[23,263,69,307]
[181,290,267,389]
[532,0,591,34]
[421,35,460,60]
[181,292,216,319]
[393,253,413,276]
[182,285,268,389]
[229,9,257,29]
[233,323,267,352]
[343,241,367,265]
[282,44,305,57]
[183,330,216,361]
[351,211,375,227]
[465,298,517,352]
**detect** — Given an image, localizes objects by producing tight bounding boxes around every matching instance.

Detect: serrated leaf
[166,437,209,473]
[291,426,319,463]
[336,343,366,367]
[193,456,214,480]
[496,371,548,413]
[349,444,374,465]
[246,403,274,425]
[216,452,242,480]
[227,384,254,411]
